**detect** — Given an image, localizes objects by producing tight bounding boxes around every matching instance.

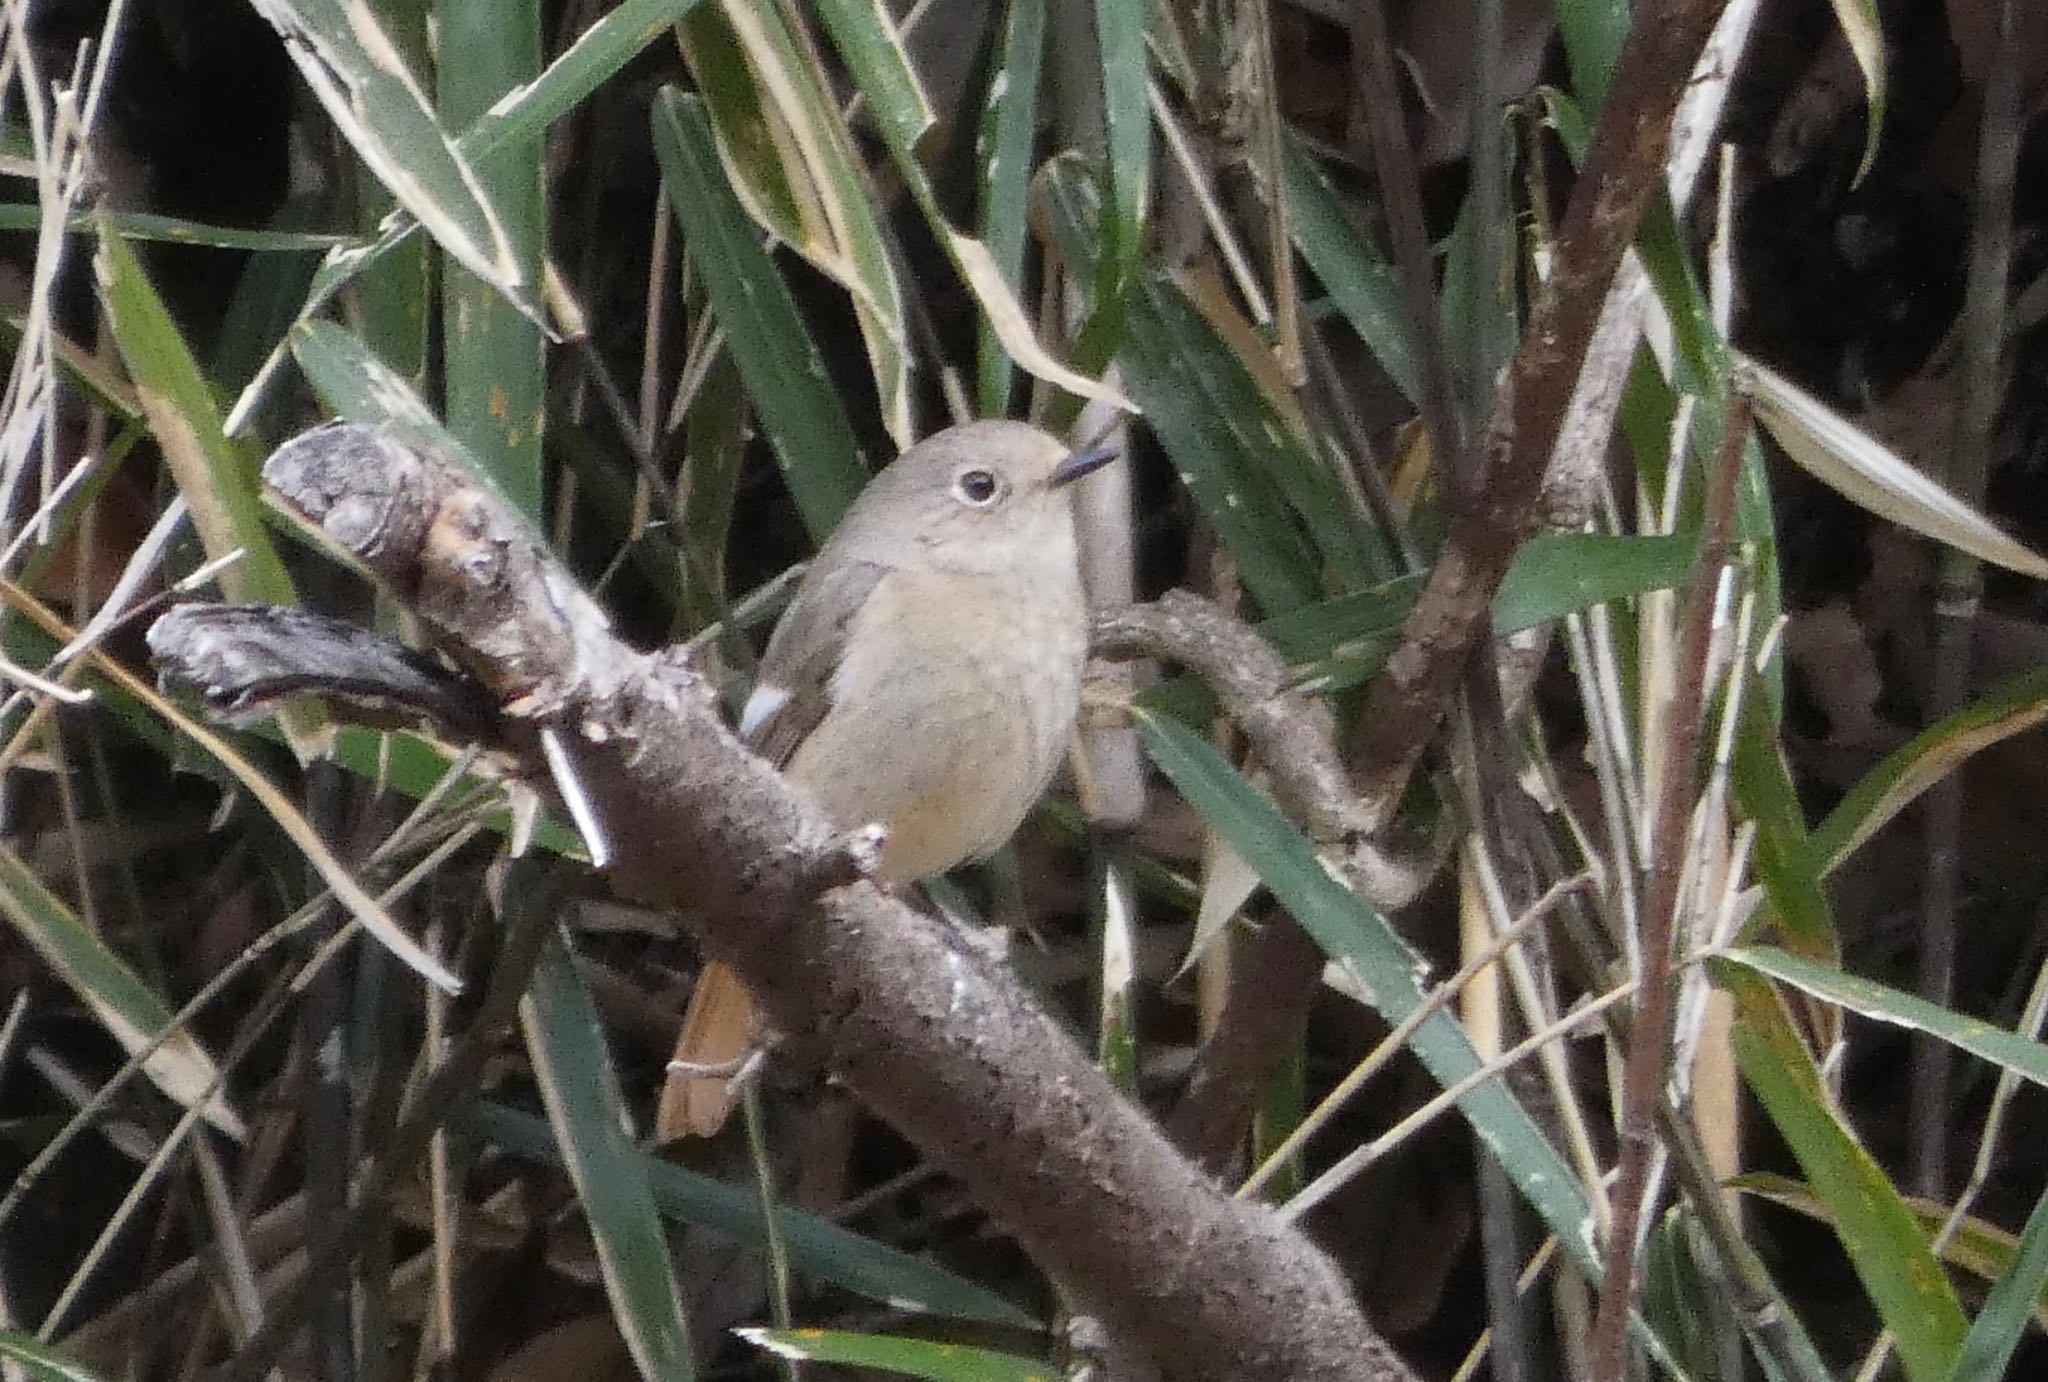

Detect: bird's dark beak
[1050,445,1119,489]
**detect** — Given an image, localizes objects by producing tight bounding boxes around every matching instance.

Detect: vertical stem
[1588,395,1751,1378]
[1912,0,2022,1198]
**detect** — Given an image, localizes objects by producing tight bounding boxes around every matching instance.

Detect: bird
[657,420,1117,1139]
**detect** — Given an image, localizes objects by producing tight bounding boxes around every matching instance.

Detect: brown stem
[1588,393,1751,1377]
[1350,0,1737,831]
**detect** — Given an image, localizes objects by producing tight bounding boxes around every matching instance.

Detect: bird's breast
[787,565,1087,882]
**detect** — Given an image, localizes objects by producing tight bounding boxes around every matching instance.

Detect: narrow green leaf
[810,0,935,153]
[1727,947,2048,1092]
[522,933,697,1380]
[438,0,546,519]
[816,0,1126,412]
[1284,141,1417,404]
[1745,360,2048,580]
[1736,1171,2048,1332]
[1490,533,1695,634]
[1091,0,1149,287]
[1807,666,2048,879]
[651,88,867,540]
[0,1332,108,1382]
[460,0,707,162]
[95,229,297,613]
[245,0,529,305]
[738,1328,1052,1381]
[1722,964,1967,1382]
[1951,1182,2048,1382]
[96,223,323,755]
[975,0,1047,416]
[1132,709,1602,1276]
[474,1106,1036,1328]
[0,205,348,249]
[225,0,703,431]
[675,0,911,442]
[0,843,243,1138]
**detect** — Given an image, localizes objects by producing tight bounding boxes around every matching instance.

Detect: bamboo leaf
[738,1329,1051,1380]
[477,1103,1037,1328]
[974,0,1047,416]
[1806,667,2048,878]
[1721,963,1968,1382]
[1744,359,2048,581]
[1950,1182,2048,1382]
[675,0,912,442]
[0,844,244,1139]
[651,88,868,540]
[522,933,697,1380]
[438,0,546,519]
[95,223,324,756]
[244,0,530,306]
[1726,947,2048,1092]
[1132,709,1602,1275]
[1284,142,1416,404]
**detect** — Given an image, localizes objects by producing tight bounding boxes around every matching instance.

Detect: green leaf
[95,222,322,756]
[0,1332,110,1382]
[1490,533,1696,634]
[1090,0,1149,289]
[1952,1183,2048,1382]
[245,0,530,306]
[1721,963,1967,1382]
[475,1104,1035,1328]
[1735,1171,2048,1333]
[438,0,547,520]
[1551,0,1628,106]
[810,0,935,154]
[95,229,297,614]
[1744,360,2048,581]
[0,844,243,1138]
[460,0,707,162]
[675,0,911,442]
[1726,947,2048,1093]
[738,1329,1052,1380]
[522,934,697,1380]
[974,0,1047,416]
[816,0,1125,412]
[225,0,704,432]
[651,88,868,541]
[1132,709,1601,1275]
[0,205,348,249]
[1284,141,1416,404]
[1807,666,2048,879]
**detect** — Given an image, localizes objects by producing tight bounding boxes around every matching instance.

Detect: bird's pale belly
[788,568,1083,883]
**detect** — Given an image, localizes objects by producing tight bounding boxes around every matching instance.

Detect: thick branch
[181,423,1410,1382]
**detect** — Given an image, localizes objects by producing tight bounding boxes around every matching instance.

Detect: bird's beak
[1050,445,1119,489]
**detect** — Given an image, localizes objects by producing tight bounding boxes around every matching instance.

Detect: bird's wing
[740,556,891,767]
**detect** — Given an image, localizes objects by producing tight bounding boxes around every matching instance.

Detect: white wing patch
[739,683,791,741]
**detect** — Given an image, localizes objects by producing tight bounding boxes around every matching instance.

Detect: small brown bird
[658,420,1116,1139]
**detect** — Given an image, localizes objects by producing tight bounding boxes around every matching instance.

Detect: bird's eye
[954,468,1001,505]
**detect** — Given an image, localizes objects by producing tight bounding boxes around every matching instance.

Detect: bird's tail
[656,961,756,1141]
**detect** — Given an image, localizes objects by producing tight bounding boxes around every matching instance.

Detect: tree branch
[155,423,1415,1382]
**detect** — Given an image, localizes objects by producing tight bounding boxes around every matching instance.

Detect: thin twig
[1911,0,2023,1199]
[1587,391,1751,1377]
